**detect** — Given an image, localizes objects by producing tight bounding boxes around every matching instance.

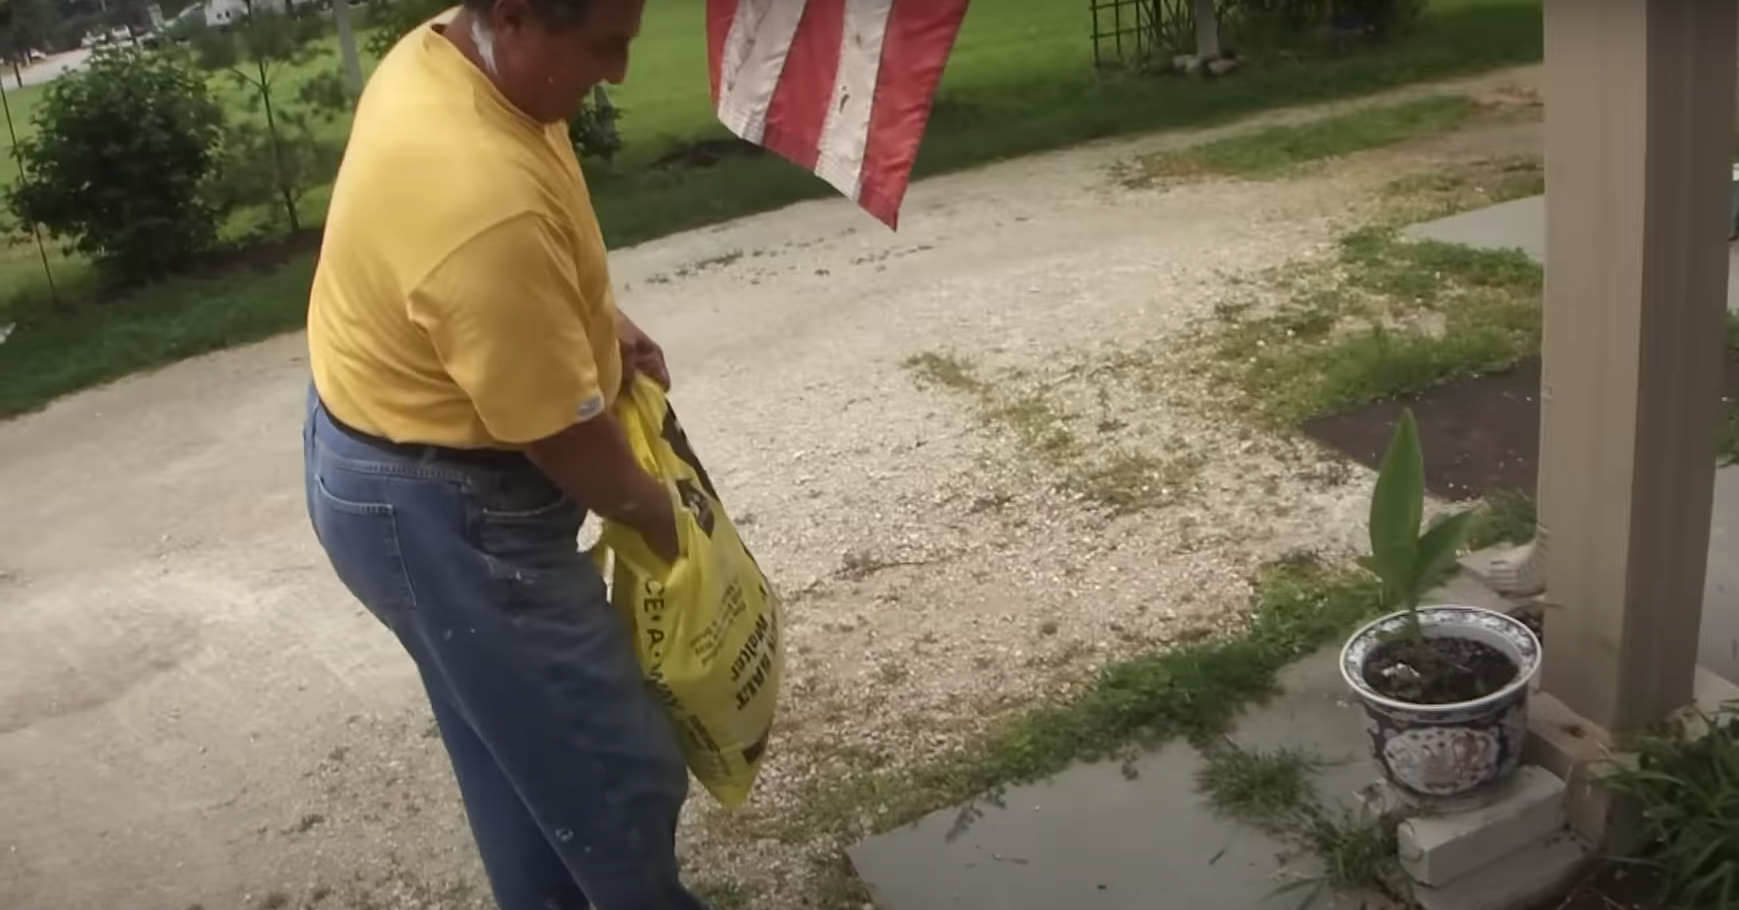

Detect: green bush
[9,48,228,283]
[362,0,447,59]
[1609,707,1739,910]
[569,95,624,163]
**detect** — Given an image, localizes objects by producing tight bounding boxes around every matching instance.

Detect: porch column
[1538,0,1735,739]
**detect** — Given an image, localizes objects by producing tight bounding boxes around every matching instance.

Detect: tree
[191,1,340,231]
[0,0,53,84]
[8,48,228,281]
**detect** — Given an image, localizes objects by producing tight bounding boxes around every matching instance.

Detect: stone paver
[1403,194,1739,311]
[850,638,1402,910]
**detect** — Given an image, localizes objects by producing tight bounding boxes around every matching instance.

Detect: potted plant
[1339,410,1543,803]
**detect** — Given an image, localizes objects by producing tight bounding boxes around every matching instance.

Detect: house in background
[201,0,315,29]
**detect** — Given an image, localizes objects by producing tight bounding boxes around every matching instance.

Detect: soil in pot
[1362,636,1519,704]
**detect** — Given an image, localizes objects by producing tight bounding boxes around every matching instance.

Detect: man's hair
[462,0,595,30]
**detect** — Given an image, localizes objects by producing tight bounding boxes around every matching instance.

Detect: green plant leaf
[1412,510,1475,602]
[1367,409,1425,601]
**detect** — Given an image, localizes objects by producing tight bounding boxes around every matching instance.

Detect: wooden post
[1538,0,1736,742]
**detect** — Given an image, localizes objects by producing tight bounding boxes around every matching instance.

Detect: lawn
[0,0,1547,419]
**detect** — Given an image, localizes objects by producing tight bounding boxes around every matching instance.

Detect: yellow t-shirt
[308,22,621,449]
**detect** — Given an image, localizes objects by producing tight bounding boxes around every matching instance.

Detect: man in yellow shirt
[301,1,713,907]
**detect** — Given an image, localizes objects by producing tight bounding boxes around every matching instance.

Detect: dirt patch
[1537,860,1666,910]
[652,137,766,170]
[183,229,323,278]
[86,229,323,307]
[1302,353,1739,501]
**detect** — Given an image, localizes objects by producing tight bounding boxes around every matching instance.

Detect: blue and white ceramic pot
[1339,605,1543,803]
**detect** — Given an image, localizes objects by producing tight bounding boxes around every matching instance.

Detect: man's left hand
[618,311,670,391]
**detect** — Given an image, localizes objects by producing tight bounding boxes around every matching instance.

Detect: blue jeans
[302,389,709,910]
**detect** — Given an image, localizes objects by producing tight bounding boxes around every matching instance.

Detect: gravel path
[0,67,1537,910]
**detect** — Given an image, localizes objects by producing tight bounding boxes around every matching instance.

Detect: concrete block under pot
[1340,605,1543,803]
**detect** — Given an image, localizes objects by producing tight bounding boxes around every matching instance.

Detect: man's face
[487,0,644,123]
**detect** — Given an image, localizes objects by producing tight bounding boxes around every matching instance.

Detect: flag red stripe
[706,0,741,105]
[855,0,968,228]
[756,0,845,172]
[707,0,967,229]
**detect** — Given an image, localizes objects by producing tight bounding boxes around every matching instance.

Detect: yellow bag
[597,375,783,807]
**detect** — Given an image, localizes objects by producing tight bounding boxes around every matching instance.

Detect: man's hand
[617,311,670,391]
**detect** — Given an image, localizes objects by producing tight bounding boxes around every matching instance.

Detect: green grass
[1195,742,1404,899]
[780,555,1384,845]
[0,257,314,417]
[1121,94,1482,184]
[1209,227,1544,427]
[593,0,1544,248]
[901,350,1205,515]
[1194,741,1325,832]
[0,0,1544,419]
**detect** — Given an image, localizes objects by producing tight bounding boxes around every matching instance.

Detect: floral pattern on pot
[1339,605,1543,802]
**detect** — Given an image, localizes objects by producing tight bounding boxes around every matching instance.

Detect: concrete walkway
[849,640,1396,910]
[849,575,1518,910]
[1401,194,1739,312]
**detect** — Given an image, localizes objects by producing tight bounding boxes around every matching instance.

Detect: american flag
[707,0,971,230]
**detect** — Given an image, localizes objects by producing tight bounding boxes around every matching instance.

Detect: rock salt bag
[596,375,783,806]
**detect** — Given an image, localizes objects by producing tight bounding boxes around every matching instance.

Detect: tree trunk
[331,0,363,97]
[257,62,298,232]
[1193,0,1220,60]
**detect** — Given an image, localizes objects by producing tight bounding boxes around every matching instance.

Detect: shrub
[9,48,227,283]
[362,0,447,60]
[570,92,624,163]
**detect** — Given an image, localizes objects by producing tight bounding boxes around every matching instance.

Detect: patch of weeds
[690,879,756,910]
[904,351,985,394]
[988,389,1078,460]
[1066,449,1205,515]
[1197,742,1404,900]
[777,556,1383,844]
[1606,704,1739,910]
[1379,156,1543,222]
[1118,96,1481,186]
[904,350,1203,516]
[809,853,875,910]
[838,549,932,581]
[672,250,744,278]
[1195,741,1324,833]
[1298,804,1403,892]
[1208,228,1542,425]
[1465,489,1536,551]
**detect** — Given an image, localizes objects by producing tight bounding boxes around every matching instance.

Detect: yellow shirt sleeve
[408,213,608,446]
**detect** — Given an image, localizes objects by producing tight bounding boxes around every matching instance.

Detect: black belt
[320,401,532,470]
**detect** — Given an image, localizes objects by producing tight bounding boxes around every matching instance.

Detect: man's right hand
[639,492,681,565]
[525,412,682,567]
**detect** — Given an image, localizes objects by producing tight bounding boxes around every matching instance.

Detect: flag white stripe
[716,0,809,145]
[716,0,758,101]
[811,0,894,200]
